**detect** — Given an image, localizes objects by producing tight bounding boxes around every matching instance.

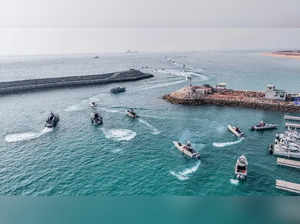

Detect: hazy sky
[0,1,299,55]
[0,0,299,28]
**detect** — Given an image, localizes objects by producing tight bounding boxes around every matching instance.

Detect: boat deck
[277,158,300,169]
[276,179,300,194]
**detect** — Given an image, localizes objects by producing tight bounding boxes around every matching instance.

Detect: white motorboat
[251,121,277,131]
[89,102,97,108]
[173,141,200,159]
[235,155,248,180]
[127,109,138,119]
[228,125,244,138]
[45,112,59,128]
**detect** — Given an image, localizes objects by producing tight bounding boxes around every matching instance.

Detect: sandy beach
[264,51,300,59]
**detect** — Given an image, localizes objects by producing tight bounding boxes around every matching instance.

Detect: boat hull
[228,125,244,137]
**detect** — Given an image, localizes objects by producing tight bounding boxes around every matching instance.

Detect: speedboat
[251,121,277,131]
[90,112,103,126]
[89,102,97,108]
[235,155,248,180]
[110,87,126,94]
[228,124,244,138]
[173,141,200,159]
[45,112,59,128]
[127,109,138,119]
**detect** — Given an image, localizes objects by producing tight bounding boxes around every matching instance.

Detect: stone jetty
[163,86,300,113]
[0,69,153,95]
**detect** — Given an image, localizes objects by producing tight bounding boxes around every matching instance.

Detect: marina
[1,51,300,196]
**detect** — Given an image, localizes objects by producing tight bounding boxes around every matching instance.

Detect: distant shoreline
[264,50,300,59]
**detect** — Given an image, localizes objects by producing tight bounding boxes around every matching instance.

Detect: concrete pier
[0,69,154,95]
[163,86,300,113]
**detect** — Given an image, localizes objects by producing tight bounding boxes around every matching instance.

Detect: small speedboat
[235,155,248,180]
[127,109,138,119]
[45,112,59,128]
[90,112,103,126]
[173,141,200,159]
[228,125,244,138]
[251,121,277,131]
[110,87,126,94]
[89,102,97,108]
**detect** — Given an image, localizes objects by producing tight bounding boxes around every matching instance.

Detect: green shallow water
[0,51,300,195]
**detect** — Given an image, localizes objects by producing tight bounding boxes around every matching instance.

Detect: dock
[276,179,300,194]
[285,123,300,129]
[0,69,154,95]
[284,115,300,121]
[277,158,300,169]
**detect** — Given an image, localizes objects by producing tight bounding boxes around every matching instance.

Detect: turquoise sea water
[0,51,300,196]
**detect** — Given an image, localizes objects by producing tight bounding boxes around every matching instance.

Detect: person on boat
[48,112,54,121]
[235,127,241,133]
[258,120,265,127]
[94,113,99,119]
[185,141,193,153]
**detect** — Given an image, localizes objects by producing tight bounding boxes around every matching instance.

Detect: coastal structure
[0,69,153,95]
[163,83,300,112]
[265,84,287,100]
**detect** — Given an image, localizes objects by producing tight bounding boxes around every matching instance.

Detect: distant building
[216,82,227,90]
[190,86,212,98]
[265,84,287,100]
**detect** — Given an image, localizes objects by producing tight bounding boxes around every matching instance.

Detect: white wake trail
[102,128,136,142]
[212,138,244,148]
[170,161,201,181]
[138,119,160,135]
[5,127,53,143]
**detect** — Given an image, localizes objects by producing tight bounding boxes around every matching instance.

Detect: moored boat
[110,87,126,94]
[90,112,103,126]
[251,121,277,131]
[45,112,59,128]
[173,141,200,159]
[228,124,244,137]
[235,155,248,180]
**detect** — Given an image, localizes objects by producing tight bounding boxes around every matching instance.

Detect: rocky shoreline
[163,87,300,113]
[0,69,154,95]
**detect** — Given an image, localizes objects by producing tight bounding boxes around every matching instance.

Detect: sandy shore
[264,51,300,59]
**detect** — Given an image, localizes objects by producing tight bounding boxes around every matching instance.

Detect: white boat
[235,155,248,180]
[251,122,277,131]
[127,109,138,119]
[45,112,59,128]
[173,141,200,159]
[89,102,97,108]
[228,125,244,137]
